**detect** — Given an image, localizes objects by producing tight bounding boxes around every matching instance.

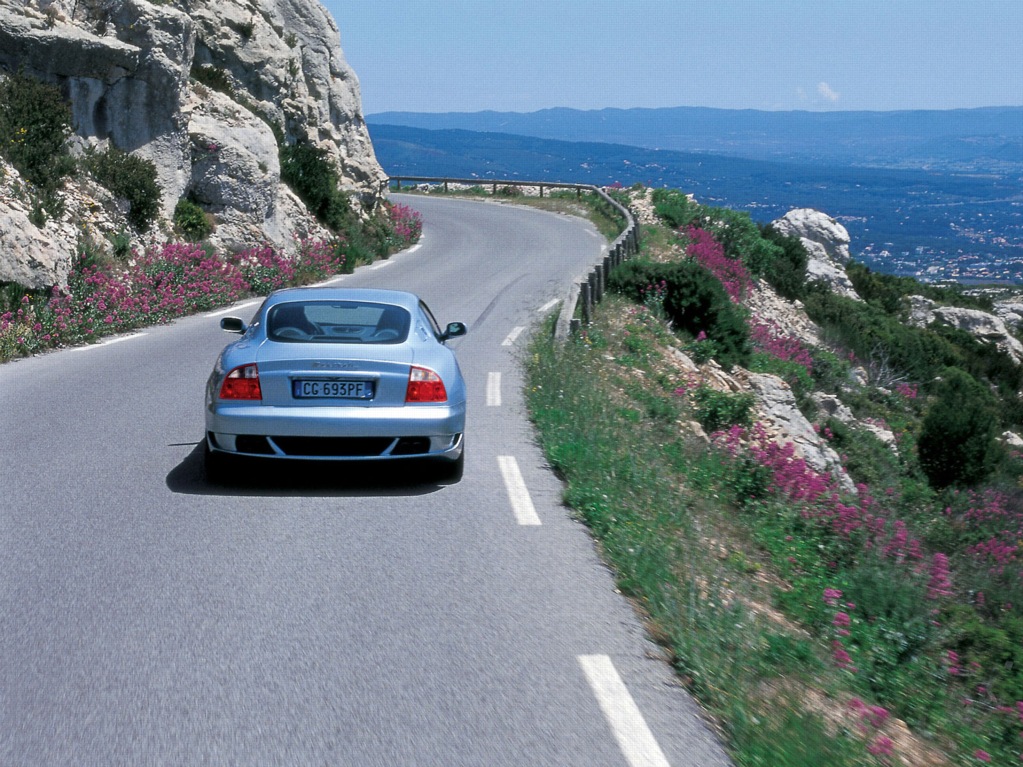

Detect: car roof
[262,287,422,311]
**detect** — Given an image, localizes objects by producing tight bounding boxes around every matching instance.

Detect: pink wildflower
[867,736,894,758]
[927,553,953,599]
[823,588,843,606]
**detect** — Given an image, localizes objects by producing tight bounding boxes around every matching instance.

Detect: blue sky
[323,1,1023,115]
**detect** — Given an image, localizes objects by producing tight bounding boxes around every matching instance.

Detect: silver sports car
[204,287,467,481]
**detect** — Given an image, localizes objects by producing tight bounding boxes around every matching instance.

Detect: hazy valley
[368,107,1023,283]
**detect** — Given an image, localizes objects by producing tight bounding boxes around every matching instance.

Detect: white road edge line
[69,332,146,352]
[205,300,259,318]
[486,372,502,407]
[309,275,345,287]
[502,326,525,346]
[578,655,672,767]
[538,298,559,313]
[369,259,394,270]
[497,456,541,526]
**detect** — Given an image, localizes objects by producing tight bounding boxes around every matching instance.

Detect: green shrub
[918,368,1000,488]
[84,147,162,232]
[609,259,751,368]
[692,385,755,433]
[847,261,994,314]
[804,287,959,384]
[0,71,75,202]
[930,322,1023,402]
[651,187,698,229]
[190,64,234,95]
[759,225,809,300]
[279,140,356,233]
[173,197,212,241]
[701,207,783,279]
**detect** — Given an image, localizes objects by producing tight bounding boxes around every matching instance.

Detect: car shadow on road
[166,442,449,498]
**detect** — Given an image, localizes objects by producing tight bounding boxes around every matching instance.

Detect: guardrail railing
[388,176,640,342]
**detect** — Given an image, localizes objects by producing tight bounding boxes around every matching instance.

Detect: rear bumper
[205,401,465,461]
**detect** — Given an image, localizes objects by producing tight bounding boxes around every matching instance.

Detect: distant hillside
[368,123,1023,283]
[369,105,1023,172]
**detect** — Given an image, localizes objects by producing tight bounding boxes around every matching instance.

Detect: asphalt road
[1,195,731,766]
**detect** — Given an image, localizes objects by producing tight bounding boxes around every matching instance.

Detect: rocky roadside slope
[0,0,387,289]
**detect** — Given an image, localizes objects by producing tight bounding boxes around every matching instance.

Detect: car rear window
[267,301,411,344]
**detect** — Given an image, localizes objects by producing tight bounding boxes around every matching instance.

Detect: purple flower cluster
[682,225,753,303]
[947,490,1023,580]
[895,382,918,400]
[749,318,814,375]
[714,420,1023,761]
[714,423,935,562]
[1,237,347,359]
[387,202,423,248]
[848,698,894,763]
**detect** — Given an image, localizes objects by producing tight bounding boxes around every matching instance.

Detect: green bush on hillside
[609,258,751,368]
[0,71,75,217]
[847,261,994,314]
[190,64,234,96]
[651,187,698,229]
[279,140,356,233]
[701,207,782,279]
[652,188,808,298]
[173,197,212,241]
[759,224,809,300]
[803,286,960,385]
[692,385,755,433]
[918,367,1000,488]
[84,147,162,232]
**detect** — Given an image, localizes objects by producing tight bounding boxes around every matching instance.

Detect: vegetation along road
[1,195,731,766]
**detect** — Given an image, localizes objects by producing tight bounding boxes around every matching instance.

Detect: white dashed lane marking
[539,298,559,313]
[502,326,525,346]
[578,655,672,767]
[486,372,502,407]
[497,456,541,526]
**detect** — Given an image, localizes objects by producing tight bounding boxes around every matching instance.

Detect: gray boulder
[746,372,856,493]
[908,298,1023,365]
[771,208,860,300]
[994,300,1023,330]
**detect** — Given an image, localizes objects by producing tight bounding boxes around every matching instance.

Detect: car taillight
[220,363,262,400]
[406,366,447,403]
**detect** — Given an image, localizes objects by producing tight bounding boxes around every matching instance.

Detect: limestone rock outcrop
[744,372,856,493]
[908,296,1023,365]
[0,0,386,288]
[771,208,860,301]
[994,300,1023,330]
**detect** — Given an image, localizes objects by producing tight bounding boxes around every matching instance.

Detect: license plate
[293,379,374,399]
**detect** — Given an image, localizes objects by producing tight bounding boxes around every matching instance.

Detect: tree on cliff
[917,367,1000,488]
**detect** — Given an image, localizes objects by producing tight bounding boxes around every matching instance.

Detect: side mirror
[441,321,467,341]
[220,317,246,334]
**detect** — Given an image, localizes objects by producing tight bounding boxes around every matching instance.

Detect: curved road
[1,195,730,766]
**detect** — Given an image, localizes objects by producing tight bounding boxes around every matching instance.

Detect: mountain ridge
[369,105,1023,172]
[368,122,1023,283]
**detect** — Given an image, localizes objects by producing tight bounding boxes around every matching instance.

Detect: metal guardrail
[388,176,640,342]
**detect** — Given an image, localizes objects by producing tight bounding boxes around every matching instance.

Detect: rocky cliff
[0,0,386,288]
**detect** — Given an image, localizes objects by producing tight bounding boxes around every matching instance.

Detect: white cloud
[817,81,841,103]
